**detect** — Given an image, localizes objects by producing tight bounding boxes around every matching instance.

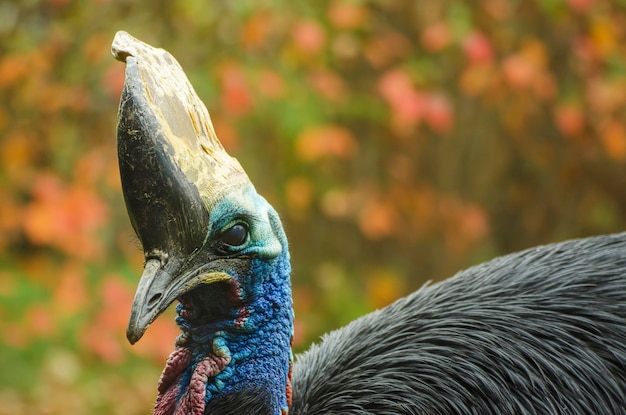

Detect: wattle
[153,346,231,415]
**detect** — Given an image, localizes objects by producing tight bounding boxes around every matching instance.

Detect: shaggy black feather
[291,233,626,414]
[204,387,274,415]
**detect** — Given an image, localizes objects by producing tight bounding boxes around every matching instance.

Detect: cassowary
[111,31,626,415]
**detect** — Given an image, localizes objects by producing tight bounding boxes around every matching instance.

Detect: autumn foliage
[2,1,626,413]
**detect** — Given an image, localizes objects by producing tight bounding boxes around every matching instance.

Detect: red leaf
[463,32,494,64]
[219,63,253,116]
[378,69,425,126]
[424,93,454,134]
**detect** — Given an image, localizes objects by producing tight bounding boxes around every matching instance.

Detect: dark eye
[220,224,248,246]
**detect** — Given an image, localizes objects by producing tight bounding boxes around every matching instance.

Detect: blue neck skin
[175,250,294,414]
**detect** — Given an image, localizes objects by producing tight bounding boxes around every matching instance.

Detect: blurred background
[2,0,626,413]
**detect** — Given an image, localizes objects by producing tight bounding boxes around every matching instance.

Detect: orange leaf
[82,33,110,64]
[502,54,536,88]
[101,63,125,99]
[366,270,405,308]
[378,68,413,103]
[295,125,357,161]
[98,274,136,332]
[211,115,240,153]
[320,188,353,219]
[25,304,56,338]
[22,174,109,260]
[309,70,345,101]
[291,20,326,55]
[586,79,625,115]
[483,0,513,20]
[257,69,285,100]
[590,16,617,57]
[553,105,584,137]
[601,120,626,161]
[128,313,181,362]
[3,323,31,348]
[566,0,593,12]
[364,31,410,68]
[285,176,314,212]
[53,263,88,316]
[358,199,397,240]
[502,41,547,90]
[328,1,368,29]
[0,131,38,187]
[440,198,489,254]
[0,271,17,297]
[421,22,452,52]
[241,12,273,50]
[459,63,495,96]
[459,204,489,242]
[80,324,124,364]
[0,54,30,88]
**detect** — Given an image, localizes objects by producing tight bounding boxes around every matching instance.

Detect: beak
[126,259,174,344]
[111,31,253,344]
[126,259,231,344]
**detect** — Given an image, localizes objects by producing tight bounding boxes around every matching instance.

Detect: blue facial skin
[173,185,294,414]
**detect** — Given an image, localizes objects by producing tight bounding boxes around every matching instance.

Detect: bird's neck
[153,253,294,415]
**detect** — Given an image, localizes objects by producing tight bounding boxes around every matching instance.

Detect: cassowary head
[113,32,293,414]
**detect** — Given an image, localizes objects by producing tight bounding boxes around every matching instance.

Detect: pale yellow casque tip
[113,31,251,207]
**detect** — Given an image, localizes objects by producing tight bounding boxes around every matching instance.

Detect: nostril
[148,293,162,307]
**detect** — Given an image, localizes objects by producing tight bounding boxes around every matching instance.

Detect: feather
[292,234,626,414]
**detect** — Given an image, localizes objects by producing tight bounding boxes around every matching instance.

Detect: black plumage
[292,234,626,414]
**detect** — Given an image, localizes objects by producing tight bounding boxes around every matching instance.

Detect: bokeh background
[2,0,626,413]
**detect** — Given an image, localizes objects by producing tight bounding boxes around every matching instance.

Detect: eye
[220,224,248,247]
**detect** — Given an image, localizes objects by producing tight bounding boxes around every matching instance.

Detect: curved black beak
[126,259,231,344]
[126,259,173,344]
